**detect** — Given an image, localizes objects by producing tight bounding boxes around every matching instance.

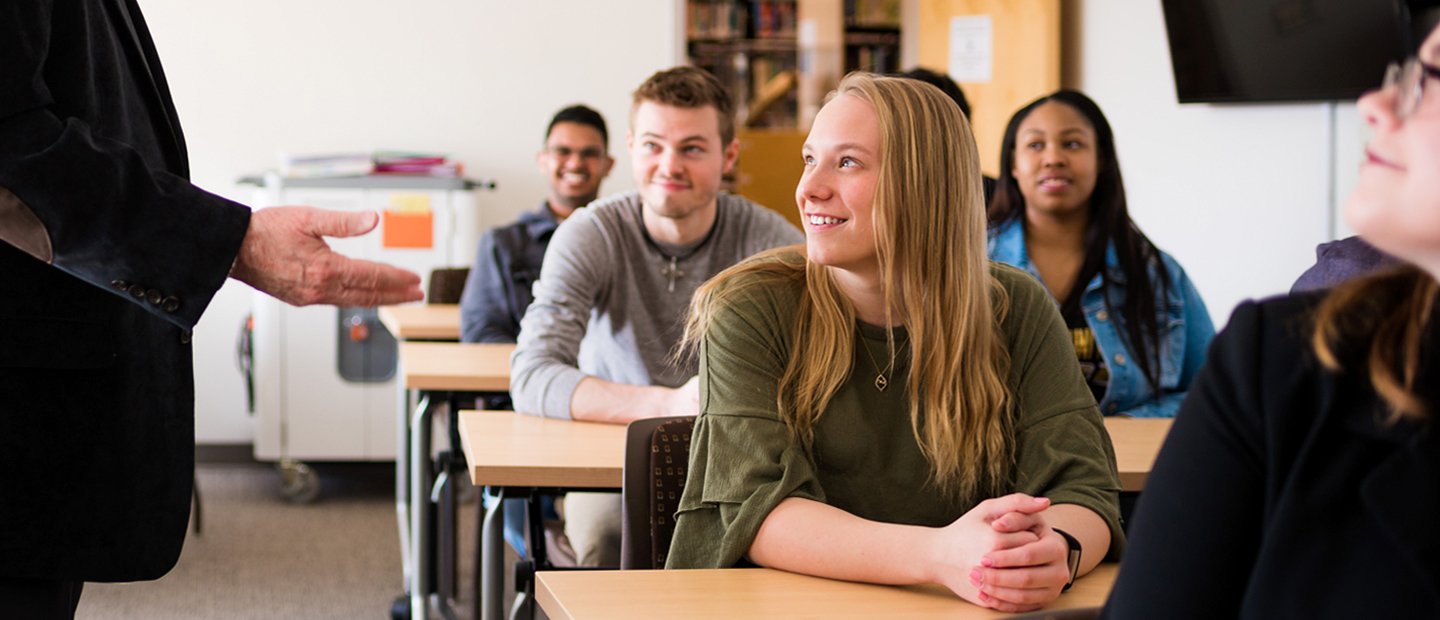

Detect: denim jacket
[988,218,1214,417]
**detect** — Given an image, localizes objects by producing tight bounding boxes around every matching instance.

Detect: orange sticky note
[382,210,433,248]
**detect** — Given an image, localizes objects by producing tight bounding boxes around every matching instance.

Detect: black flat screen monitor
[1161,0,1410,103]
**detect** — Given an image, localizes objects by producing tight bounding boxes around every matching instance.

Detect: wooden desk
[452,412,1165,492]
[459,409,627,620]
[458,413,1168,620]
[538,563,1118,620]
[393,340,512,620]
[379,303,462,341]
[1103,418,1173,492]
[458,410,625,488]
[398,341,513,392]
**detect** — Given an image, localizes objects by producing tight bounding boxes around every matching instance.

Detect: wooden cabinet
[917,0,1061,176]
[734,129,807,229]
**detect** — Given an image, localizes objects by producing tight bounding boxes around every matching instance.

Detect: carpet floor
[75,461,481,620]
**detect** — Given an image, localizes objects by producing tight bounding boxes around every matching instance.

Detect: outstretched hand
[230,206,423,307]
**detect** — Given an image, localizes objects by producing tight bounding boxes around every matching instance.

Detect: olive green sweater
[666,257,1124,569]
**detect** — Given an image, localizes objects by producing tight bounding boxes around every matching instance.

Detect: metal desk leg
[480,488,505,620]
[395,385,414,612]
[410,393,458,619]
[409,393,432,619]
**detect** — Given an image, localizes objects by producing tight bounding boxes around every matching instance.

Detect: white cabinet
[244,175,485,481]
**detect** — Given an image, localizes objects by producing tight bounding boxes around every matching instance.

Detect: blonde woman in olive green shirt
[667,74,1123,614]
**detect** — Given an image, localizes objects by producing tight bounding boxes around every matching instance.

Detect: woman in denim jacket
[987,90,1213,417]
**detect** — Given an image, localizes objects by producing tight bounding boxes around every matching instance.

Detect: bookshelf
[686,0,907,223]
[686,0,801,129]
[844,0,902,75]
[685,0,906,130]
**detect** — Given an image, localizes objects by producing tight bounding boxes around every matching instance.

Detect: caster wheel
[278,459,321,503]
[390,594,410,620]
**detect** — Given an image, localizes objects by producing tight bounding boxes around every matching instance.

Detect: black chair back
[620,416,697,569]
[427,267,470,305]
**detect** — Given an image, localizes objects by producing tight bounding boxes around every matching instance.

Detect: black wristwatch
[1053,528,1082,592]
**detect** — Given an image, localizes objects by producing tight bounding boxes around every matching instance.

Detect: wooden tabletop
[397,341,514,392]
[458,410,626,488]
[379,304,461,341]
[454,411,1169,493]
[1103,417,1172,492]
[537,563,1117,620]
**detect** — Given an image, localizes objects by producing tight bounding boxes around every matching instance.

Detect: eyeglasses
[544,146,606,161]
[1382,57,1440,121]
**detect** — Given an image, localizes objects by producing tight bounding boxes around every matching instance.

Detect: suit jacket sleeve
[0,0,250,330]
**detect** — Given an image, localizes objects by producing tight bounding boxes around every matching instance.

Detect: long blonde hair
[682,73,1013,500]
[1313,265,1439,421]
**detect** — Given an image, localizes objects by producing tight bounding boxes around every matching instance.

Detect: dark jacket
[1102,292,1440,618]
[0,0,250,581]
[458,201,560,344]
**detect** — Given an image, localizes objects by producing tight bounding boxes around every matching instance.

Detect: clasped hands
[230,206,424,307]
[929,494,1072,613]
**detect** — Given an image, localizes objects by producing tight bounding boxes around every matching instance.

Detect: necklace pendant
[661,256,682,293]
[874,373,888,392]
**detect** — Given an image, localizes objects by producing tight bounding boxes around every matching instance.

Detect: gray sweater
[510,191,804,419]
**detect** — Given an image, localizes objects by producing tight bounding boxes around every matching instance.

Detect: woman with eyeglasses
[1102,24,1440,618]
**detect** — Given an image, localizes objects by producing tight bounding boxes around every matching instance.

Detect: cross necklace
[640,219,718,293]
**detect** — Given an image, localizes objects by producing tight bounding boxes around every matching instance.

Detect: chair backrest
[620,416,697,569]
[427,267,470,305]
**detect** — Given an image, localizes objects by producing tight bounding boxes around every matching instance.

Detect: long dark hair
[988,90,1172,393]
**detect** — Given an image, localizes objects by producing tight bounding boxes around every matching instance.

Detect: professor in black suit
[0,1,423,616]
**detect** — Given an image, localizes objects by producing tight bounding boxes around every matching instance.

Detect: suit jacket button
[146,289,163,305]
[162,296,181,313]
[180,330,192,344]
[127,283,145,298]
[112,279,128,290]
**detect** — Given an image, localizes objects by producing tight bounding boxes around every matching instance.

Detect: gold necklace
[856,334,904,392]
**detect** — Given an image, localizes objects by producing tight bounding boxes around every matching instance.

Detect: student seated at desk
[667,74,1123,614]
[509,67,803,567]
[459,104,614,346]
[987,91,1213,418]
[1103,23,1440,619]
[460,104,615,566]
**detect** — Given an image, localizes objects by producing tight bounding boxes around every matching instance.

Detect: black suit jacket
[0,0,250,581]
[1102,292,1440,618]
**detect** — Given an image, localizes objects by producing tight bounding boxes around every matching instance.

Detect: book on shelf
[277,151,463,179]
[374,151,463,177]
[279,152,374,178]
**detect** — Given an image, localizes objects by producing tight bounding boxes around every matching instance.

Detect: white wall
[1063,0,1368,327]
[141,0,683,443]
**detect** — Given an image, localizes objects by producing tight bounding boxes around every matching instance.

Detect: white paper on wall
[948,15,993,83]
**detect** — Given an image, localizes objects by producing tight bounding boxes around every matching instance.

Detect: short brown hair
[631,66,736,144]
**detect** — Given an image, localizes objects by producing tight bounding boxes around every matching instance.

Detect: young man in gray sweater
[510,66,803,566]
